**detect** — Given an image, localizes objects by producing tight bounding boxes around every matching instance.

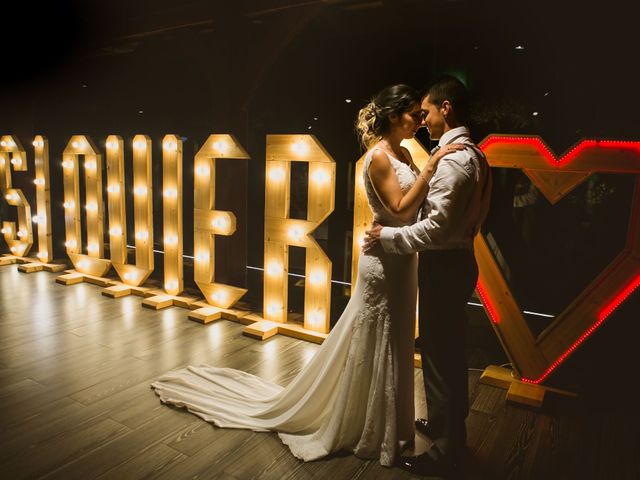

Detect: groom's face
[421,95,446,140]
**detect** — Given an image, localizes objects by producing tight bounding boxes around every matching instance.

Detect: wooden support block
[56,273,84,285]
[507,382,545,408]
[0,257,17,266]
[173,294,200,309]
[131,286,154,297]
[102,284,133,298]
[221,308,252,322]
[188,301,252,323]
[240,312,269,326]
[243,320,279,340]
[188,306,223,324]
[413,352,422,368]
[18,263,44,273]
[142,295,175,310]
[84,275,115,287]
[43,263,67,273]
[277,322,328,345]
[479,365,517,389]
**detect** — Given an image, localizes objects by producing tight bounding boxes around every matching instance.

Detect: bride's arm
[367,146,462,222]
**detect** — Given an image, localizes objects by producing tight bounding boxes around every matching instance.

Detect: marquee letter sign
[32,136,53,264]
[2,131,638,398]
[263,135,336,333]
[193,134,249,306]
[106,135,154,287]
[62,135,111,277]
[0,135,32,257]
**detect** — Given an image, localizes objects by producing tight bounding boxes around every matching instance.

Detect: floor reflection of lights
[262,339,278,357]
[118,297,137,330]
[207,322,224,349]
[301,343,319,367]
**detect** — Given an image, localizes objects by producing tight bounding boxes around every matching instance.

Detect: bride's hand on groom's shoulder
[363,223,383,254]
[428,142,466,167]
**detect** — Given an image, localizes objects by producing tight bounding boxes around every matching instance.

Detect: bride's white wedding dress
[152,148,418,466]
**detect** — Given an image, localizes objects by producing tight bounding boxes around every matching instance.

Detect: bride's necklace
[376,141,408,165]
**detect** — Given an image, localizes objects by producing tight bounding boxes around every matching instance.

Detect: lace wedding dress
[152,148,418,466]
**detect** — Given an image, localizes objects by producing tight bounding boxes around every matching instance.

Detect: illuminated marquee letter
[162,135,183,295]
[106,135,154,286]
[0,135,33,257]
[351,138,430,286]
[193,134,249,306]
[32,136,53,263]
[62,135,111,276]
[264,135,335,333]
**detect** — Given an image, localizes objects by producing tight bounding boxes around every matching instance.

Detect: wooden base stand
[56,270,116,287]
[240,315,328,345]
[479,365,576,408]
[101,282,153,299]
[187,301,252,324]
[277,322,328,344]
[243,320,279,340]
[0,256,16,266]
[142,290,200,310]
[1,254,66,273]
[413,352,421,368]
[102,284,133,298]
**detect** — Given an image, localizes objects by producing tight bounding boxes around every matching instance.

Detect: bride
[152,84,463,467]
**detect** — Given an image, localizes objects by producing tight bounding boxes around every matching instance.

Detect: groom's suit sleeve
[379,156,474,254]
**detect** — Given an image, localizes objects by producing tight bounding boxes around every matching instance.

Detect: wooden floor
[0,266,637,480]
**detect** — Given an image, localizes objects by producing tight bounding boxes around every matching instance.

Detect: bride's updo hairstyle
[356,84,420,149]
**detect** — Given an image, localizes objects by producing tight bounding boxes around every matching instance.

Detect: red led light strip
[521,274,640,385]
[480,137,640,168]
[476,281,499,324]
[478,136,640,384]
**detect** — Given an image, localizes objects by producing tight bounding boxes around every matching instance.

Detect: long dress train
[152,149,418,466]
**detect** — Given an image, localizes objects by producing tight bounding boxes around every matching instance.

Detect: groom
[365,75,491,476]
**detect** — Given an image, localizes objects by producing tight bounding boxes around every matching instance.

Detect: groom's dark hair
[424,75,469,123]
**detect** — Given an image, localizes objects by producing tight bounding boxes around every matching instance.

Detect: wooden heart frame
[476,135,640,384]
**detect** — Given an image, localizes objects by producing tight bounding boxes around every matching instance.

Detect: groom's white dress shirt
[379,126,491,254]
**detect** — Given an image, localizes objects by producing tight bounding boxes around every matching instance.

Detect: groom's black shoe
[396,452,457,478]
[415,417,439,437]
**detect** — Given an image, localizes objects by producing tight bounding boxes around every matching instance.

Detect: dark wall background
[1,0,638,397]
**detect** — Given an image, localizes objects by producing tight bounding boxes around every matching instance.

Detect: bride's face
[390,103,422,139]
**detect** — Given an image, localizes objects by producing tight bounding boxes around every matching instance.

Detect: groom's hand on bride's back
[363,223,383,253]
